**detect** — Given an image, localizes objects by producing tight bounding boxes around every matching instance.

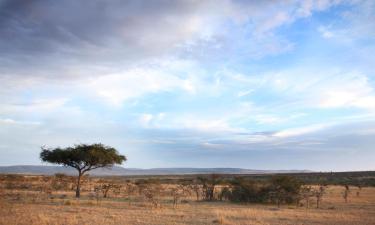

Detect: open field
[1,174,375,225]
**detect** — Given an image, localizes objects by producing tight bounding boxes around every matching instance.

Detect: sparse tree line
[0,173,364,209]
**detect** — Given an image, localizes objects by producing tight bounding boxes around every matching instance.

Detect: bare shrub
[343,185,350,203]
[51,173,71,191]
[198,174,222,201]
[356,184,362,197]
[94,182,116,198]
[124,181,138,197]
[170,184,191,208]
[93,187,102,204]
[312,185,326,208]
[299,186,313,208]
[187,181,202,201]
[136,181,163,208]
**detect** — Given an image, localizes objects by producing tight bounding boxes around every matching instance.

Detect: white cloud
[253,69,375,111]
[237,89,254,97]
[254,115,284,125]
[316,72,375,109]
[87,68,194,106]
[318,26,335,38]
[296,0,343,17]
[139,113,165,128]
[139,114,154,127]
[0,98,69,115]
[273,123,330,138]
[255,11,291,35]
[182,118,235,132]
[201,142,224,149]
[171,116,238,133]
[0,118,41,126]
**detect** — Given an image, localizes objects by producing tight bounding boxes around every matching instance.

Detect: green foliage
[40,143,126,173]
[54,173,68,179]
[218,186,231,201]
[268,176,302,205]
[130,171,375,187]
[135,178,161,186]
[274,171,375,187]
[224,178,268,203]
[223,176,302,206]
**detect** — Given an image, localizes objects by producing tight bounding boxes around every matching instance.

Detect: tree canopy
[40,143,126,173]
[40,143,126,197]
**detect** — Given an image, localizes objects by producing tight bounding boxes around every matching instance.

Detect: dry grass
[1,182,375,225]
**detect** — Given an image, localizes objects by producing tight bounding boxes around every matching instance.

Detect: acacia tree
[40,143,126,198]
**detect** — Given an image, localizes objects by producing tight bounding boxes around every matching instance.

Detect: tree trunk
[76,172,82,198]
[103,188,109,198]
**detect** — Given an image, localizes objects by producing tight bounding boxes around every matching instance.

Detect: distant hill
[0,165,311,176]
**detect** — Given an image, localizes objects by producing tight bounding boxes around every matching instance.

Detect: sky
[0,0,375,171]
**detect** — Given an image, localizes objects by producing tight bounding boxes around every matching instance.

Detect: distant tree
[40,143,126,198]
[343,185,350,203]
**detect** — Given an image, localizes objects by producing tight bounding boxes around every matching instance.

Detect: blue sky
[0,0,375,171]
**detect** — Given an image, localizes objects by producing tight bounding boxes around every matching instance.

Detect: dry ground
[1,185,375,225]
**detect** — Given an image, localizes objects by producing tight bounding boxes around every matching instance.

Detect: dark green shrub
[268,176,302,206]
[223,176,302,207]
[226,179,264,203]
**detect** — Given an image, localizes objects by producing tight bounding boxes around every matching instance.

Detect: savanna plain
[1,173,375,225]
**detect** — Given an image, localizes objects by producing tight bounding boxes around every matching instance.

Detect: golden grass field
[0,176,375,225]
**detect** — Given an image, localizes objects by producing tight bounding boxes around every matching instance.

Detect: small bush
[225,179,266,203]
[223,176,302,206]
[64,200,72,205]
